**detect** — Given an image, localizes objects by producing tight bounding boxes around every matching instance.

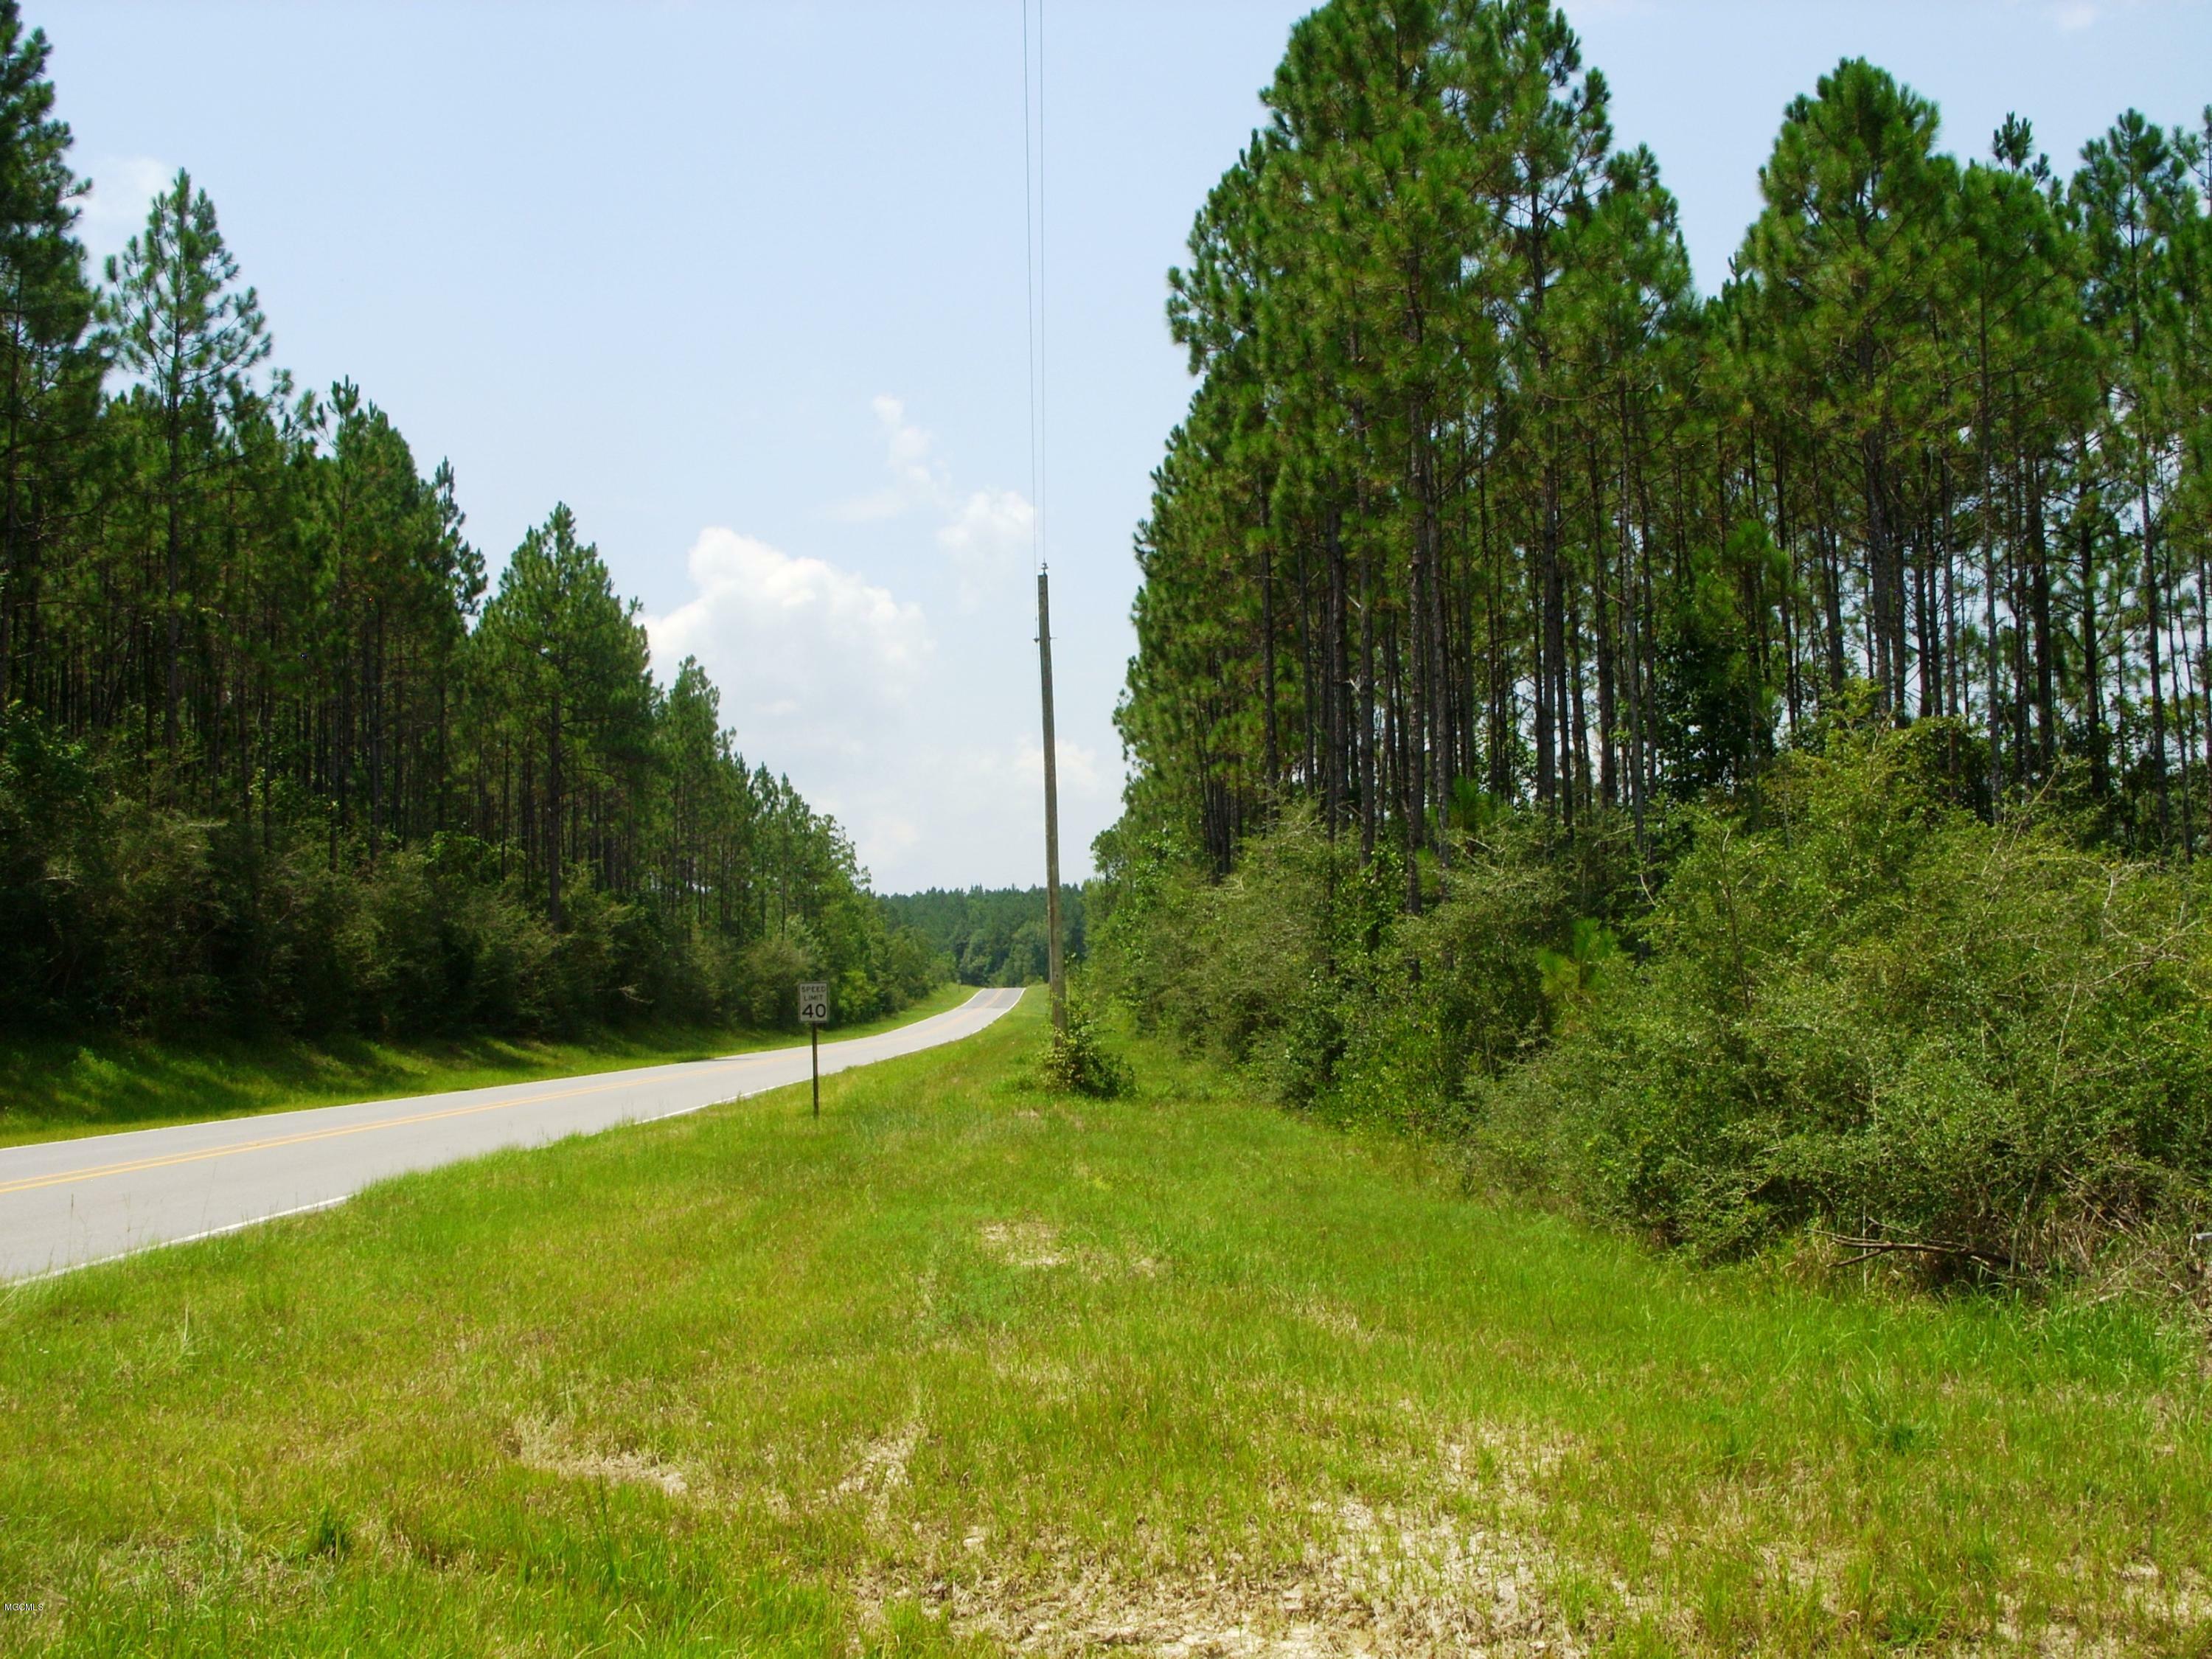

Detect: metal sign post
[797,981,829,1116]
[796,987,832,1119]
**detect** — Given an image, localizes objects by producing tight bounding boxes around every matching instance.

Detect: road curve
[0,987,1026,1281]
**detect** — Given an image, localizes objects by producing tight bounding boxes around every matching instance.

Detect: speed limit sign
[797,982,830,1117]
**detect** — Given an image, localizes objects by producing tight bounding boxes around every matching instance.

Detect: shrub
[1037,1004,1135,1099]
[1470,728,2212,1276]
[1092,807,1391,1099]
[1098,800,1648,1130]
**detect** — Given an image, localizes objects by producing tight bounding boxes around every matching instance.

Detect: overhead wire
[1020,0,1045,575]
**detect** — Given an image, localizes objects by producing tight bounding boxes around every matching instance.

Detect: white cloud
[77,156,173,268]
[644,527,931,766]
[815,734,1107,892]
[936,487,1035,597]
[641,414,1115,892]
[876,394,939,491]
[2022,0,2150,29]
[831,394,1034,601]
[830,394,947,522]
[1013,737,1111,803]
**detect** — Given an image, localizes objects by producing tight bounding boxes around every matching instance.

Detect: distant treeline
[0,7,938,1037]
[877,886,1086,987]
[1100,0,2212,1287]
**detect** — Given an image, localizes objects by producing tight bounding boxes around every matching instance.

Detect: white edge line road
[1,986,1026,1283]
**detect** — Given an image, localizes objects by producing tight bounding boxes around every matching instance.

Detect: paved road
[0,987,1025,1281]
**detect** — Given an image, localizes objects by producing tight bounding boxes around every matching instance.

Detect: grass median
[3,989,2208,1656]
[0,981,978,1150]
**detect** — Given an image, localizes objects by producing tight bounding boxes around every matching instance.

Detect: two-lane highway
[0,987,1024,1281]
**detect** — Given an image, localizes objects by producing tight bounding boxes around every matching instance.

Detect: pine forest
[0,7,937,1039]
[1098,0,2212,1281]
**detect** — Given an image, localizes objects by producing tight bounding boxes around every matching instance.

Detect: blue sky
[46,0,2211,891]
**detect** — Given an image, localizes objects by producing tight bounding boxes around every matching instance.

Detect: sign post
[797,981,829,1117]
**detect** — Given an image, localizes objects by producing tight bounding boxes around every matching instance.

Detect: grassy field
[0,981,978,1150]
[4,991,2208,1656]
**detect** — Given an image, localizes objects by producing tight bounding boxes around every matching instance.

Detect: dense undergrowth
[1094,724,2212,1296]
[0,714,941,1041]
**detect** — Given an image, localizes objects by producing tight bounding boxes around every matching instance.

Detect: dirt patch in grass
[981,1222,1074,1270]
[509,1416,691,1498]
[858,1422,1604,1658]
[864,1511,1578,1657]
[835,1410,926,1533]
[978,1220,1166,1281]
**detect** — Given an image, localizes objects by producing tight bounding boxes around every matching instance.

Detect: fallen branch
[1817,1231,2014,1271]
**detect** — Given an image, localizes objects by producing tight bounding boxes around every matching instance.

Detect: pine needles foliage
[0,9,942,1044]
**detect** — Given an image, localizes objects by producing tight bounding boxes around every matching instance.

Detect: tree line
[1099,0,2212,1285]
[1119,0,2211,881]
[877,886,1087,987]
[0,6,936,1037]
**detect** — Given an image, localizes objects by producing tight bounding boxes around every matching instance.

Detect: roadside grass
[0,981,977,1149]
[4,991,2209,1656]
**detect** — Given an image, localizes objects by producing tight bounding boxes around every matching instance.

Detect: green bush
[1037,1004,1135,1099]
[1092,808,1385,1102]
[1093,723,2212,1287]
[1096,801,1649,1129]
[1327,814,1644,1131]
[1470,729,2212,1274]
[733,933,816,1029]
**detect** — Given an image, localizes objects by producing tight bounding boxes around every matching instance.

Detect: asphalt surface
[0,987,1025,1281]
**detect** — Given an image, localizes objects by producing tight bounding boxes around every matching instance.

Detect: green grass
[4,991,2208,1655]
[0,981,978,1149]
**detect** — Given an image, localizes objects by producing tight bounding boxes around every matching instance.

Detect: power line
[1021,0,1065,1035]
[1020,0,1045,574]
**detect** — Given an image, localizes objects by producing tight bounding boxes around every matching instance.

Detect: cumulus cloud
[936,487,1034,594]
[640,409,1115,891]
[644,527,931,764]
[831,394,1034,602]
[1013,737,1110,803]
[77,156,173,265]
[831,394,945,522]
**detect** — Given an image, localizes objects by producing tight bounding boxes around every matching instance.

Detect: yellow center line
[0,1052,782,1198]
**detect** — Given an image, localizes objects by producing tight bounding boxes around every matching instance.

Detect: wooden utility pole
[1037,569,1068,1034]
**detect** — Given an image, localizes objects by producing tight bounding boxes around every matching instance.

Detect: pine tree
[0,0,95,710]
[473,504,652,929]
[97,170,271,762]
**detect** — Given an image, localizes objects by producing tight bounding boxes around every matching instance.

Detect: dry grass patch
[851,1418,1610,1659]
[509,1415,692,1498]
[978,1219,1165,1281]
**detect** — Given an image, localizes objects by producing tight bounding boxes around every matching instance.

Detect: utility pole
[1037,568,1068,1034]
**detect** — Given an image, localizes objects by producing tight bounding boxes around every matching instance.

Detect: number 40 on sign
[797,981,829,1116]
